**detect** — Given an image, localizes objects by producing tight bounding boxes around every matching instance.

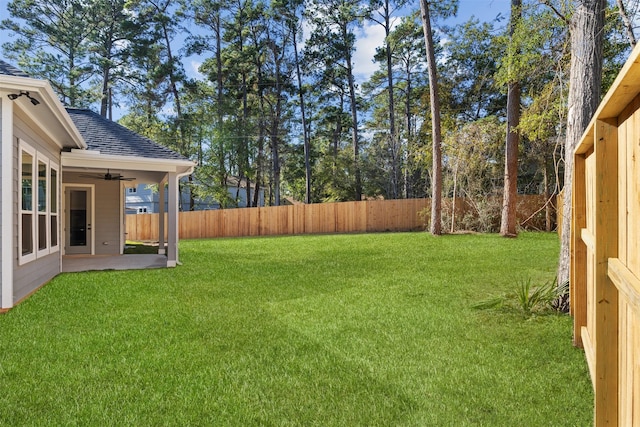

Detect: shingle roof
[66,108,189,161]
[0,59,30,78]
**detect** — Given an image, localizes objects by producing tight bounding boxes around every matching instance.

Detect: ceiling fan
[81,169,135,181]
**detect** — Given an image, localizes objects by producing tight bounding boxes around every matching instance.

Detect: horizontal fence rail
[126,195,552,241]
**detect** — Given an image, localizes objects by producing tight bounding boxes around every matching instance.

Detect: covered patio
[61,109,195,268]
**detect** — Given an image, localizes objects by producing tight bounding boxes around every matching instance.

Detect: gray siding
[0,100,3,305]
[94,179,121,255]
[12,113,63,304]
[14,253,58,302]
[63,173,121,255]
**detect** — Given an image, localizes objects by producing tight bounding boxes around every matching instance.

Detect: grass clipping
[473,277,569,317]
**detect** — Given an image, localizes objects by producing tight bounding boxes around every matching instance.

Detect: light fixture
[7,91,39,106]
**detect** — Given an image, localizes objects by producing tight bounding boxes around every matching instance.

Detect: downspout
[1,95,14,309]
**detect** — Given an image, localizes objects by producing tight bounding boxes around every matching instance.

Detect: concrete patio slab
[62,254,167,273]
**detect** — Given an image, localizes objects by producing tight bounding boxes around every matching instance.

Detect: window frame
[18,141,36,265]
[50,161,59,252]
[18,140,60,265]
[36,152,49,258]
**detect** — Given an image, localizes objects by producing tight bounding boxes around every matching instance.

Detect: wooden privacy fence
[571,44,640,426]
[127,195,552,241]
[128,198,430,240]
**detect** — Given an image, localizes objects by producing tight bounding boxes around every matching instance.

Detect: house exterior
[125,176,265,213]
[1,60,194,310]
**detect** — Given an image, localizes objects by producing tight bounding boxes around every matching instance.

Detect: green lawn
[0,232,592,426]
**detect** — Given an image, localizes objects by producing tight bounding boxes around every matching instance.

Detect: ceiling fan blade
[78,170,135,181]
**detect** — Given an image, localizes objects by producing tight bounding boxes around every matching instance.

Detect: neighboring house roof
[227,176,263,190]
[0,59,30,78]
[66,108,188,161]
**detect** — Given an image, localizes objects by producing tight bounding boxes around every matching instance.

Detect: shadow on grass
[124,241,164,255]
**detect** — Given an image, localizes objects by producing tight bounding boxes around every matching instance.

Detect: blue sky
[351,0,511,81]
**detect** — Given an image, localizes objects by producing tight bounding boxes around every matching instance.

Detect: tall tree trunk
[617,0,637,47]
[420,0,442,235]
[100,63,111,118]
[544,160,551,232]
[292,21,312,204]
[500,0,522,237]
[252,30,266,208]
[383,0,399,199]
[270,40,283,207]
[156,7,185,153]
[214,11,227,196]
[557,0,605,285]
[342,23,361,201]
[404,65,413,199]
[451,160,459,233]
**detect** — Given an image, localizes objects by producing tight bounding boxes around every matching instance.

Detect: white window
[127,187,137,194]
[138,207,148,214]
[50,162,59,251]
[19,143,36,264]
[19,140,59,265]
[36,155,48,257]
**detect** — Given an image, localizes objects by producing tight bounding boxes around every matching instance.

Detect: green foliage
[2,0,635,206]
[439,18,505,121]
[0,233,592,425]
[1,0,100,107]
[474,276,569,317]
[514,277,558,315]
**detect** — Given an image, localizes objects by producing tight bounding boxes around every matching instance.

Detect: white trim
[120,182,125,254]
[2,96,14,309]
[167,172,178,267]
[0,75,85,149]
[50,161,60,252]
[18,141,36,265]
[17,142,61,265]
[36,152,50,258]
[61,150,194,174]
[62,184,96,255]
[158,176,166,256]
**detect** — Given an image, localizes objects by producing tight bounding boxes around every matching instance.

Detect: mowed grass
[0,232,592,426]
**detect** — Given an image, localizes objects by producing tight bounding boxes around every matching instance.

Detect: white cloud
[189,60,205,79]
[353,21,385,83]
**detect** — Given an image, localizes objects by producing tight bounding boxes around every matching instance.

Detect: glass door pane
[69,190,87,246]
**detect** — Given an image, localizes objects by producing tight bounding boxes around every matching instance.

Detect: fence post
[571,154,587,345]
[593,119,619,426]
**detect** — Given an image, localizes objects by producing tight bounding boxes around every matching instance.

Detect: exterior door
[65,187,93,254]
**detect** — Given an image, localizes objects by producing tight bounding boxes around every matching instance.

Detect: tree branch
[539,0,570,26]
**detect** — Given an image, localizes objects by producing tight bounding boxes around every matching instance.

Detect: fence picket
[125,196,550,241]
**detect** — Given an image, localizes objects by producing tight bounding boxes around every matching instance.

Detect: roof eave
[0,75,86,149]
[61,150,195,175]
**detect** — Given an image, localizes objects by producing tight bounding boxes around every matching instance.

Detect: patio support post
[158,176,166,255]
[1,95,13,309]
[167,172,179,267]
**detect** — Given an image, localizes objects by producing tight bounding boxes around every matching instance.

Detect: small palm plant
[473,277,568,317]
[515,277,558,316]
